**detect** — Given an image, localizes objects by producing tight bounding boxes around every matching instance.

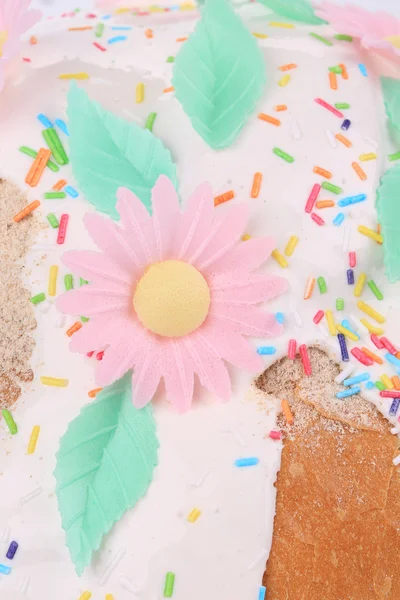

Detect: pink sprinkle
[86,13,97,18]
[269,430,282,440]
[370,334,384,349]
[349,252,356,267]
[22,57,31,62]
[299,344,312,376]
[96,351,104,361]
[313,310,324,324]
[305,184,321,213]
[57,214,69,245]
[380,337,397,355]
[288,339,297,359]
[380,391,400,398]
[315,98,344,118]
[311,213,325,226]
[93,42,106,52]
[87,351,94,358]
[351,347,373,366]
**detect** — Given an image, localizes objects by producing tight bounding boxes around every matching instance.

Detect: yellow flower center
[384,35,400,49]
[133,260,210,337]
[0,30,8,57]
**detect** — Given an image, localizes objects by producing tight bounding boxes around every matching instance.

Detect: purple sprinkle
[341,119,351,131]
[390,398,400,416]
[337,333,349,362]
[6,541,18,560]
[347,269,354,285]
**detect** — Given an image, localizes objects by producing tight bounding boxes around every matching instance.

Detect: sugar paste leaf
[376,165,400,283]
[172,0,266,149]
[258,0,327,24]
[67,83,177,219]
[54,373,159,575]
[381,77,400,132]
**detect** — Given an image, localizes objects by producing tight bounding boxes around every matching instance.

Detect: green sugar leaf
[376,165,400,282]
[381,76,400,132]
[172,0,266,149]
[258,0,327,25]
[67,83,177,219]
[54,374,159,575]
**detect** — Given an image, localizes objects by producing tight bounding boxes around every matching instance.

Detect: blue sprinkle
[343,373,370,387]
[338,194,367,207]
[111,26,132,30]
[341,119,351,131]
[341,319,359,338]
[65,185,79,198]
[234,457,259,467]
[333,212,345,226]
[385,353,400,368]
[359,63,368,77]
[55,119,69,136]
[102,14,112,19]
[275,312,284,324]
[336,385,361,399]
[0,564,11,575]
[347,269,354,285]
[169,5,181,10]
[257,346,276,355]
[390,398,400,416]
[366,381,374,390]
[258,586,266,600]
[6,541,18,560]
[108,35,128,44]
[37,113,53,128]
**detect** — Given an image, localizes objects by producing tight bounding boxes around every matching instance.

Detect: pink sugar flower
[57,176,287,412]
[0,0,41,91]
[314,2,400,62]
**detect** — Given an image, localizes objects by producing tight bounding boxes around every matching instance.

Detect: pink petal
[95,326,148,387]
[56,287,130,317]
[151,175,180,261]
[211,274,288,304]
[175,182,214,260]
[116,187,156,264]
[69,312,138,354]
[209,237,276,280]
[209,304,284,338]
[62,250,133,290]
[162,339,194,413]
[131,337,162,409]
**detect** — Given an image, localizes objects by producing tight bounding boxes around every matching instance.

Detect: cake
[1,0,400,598]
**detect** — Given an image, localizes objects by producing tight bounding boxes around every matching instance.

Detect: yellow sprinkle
[27,425,40,455]
[48,265,58,297]
[188,508,201,522]
[359,153,377,161]
[271,249,288,268]
[40,376,69,387]
[241,234,251,241]
[105,595,114,600]
[336,324,358,342]
[381,375,394,390]
[59,72,89,80]
[252,32,268,39]
[354,272,367,297]
[269,22,295,28]
[78,593,92,600]
[360,318,384,335]
[358,225,383,244]
[278,74,291,87]
[325,310,336,336]
[357,300,385,324]
[115,7,132,13]
[284,235,298,257]
[136,82,145,104]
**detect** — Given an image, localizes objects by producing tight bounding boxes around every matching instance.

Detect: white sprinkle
[0,526,10,543]
[335,364,354,384]
[40,300,51,314]
[393,454,400,466]
[56,313,66,328]
[290,120,302,140]
[390,426,400,435]
[364,136,378,149]
[230,428,246,447]
[342,226,350,252]
[326,129,337,148]
[189,469,210,488]
[98,547,126,586]
[247,547,268,570]
[20,576,30,594]
[120,576,141,595]
[293,309,303,328]
[19,486,43,506]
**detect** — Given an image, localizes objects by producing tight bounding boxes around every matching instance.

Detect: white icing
[0,4,399,599]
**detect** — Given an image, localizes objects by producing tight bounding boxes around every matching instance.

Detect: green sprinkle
[273,147,295,163]
[336,297,344,311]
[81,316,90,322]
[164,572,175,598]
[19,146,60,172]
[329,66,342,74]
[335,103,350,109]
[166,56,175,63]
[42,127,69,165]
[375,381,385,391]
[64,274,74,291]
[30,292,46,305]
[322,181,342,195]
[44,192,66,199]
[46,213,59,228]
[317,276,327,294]
[2,409,18,435]
[95,22,104,37]
[145,112,157,131]
[80,278,89,286]
[309,32,332,46]
[367,280,383,300]
[389,151,400,162]
[335,34,353,41]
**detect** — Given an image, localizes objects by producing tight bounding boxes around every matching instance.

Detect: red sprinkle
[315,98,344,118]
[269,430,282,440]
[299,344,312,376]
[349,252,356,267]
[351,347,373,366]
[311,213,325,226]
[380,391,400,398]
[370,334,384,349]
[313,310,324,324]
[288,339,297,359]
[305,184,321,213]
[57,214,69,245]
[93,42,106,51]
[96,351,104,361]
[87,351,94,358]
[22,57,31,62]
[380,337,397,355]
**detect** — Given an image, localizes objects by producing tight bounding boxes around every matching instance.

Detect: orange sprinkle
[176,36,188,42]
[13,200,40,223]
[241,234,251,241]
[145,29,153,38]
[258,113,281,126]
[392,376,400,391]
[30,36,37,45]
[281,399,294,425]
[275,104,287,112]
[25,148,51,187]
[339,63,348,80]
[214,190,235,207]
[377,224,381,235]
[335,134,352,148]
[66,322,83,337]
[304,276,316,300]
[315,200,334,209]
[361,347,383,365]
[352,162,367,181]
[52,179,67,191]
[68,26,93,31]
[313,166,332,179]
[279,63,297,71]
[88,388,103,398]
[251,172,262,198]
[329,72,338,90]
[163,86,174,93]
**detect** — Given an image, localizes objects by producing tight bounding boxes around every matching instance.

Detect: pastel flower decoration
[57,176,287,412]
[0,0,41,91]
[314,2,400,62]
